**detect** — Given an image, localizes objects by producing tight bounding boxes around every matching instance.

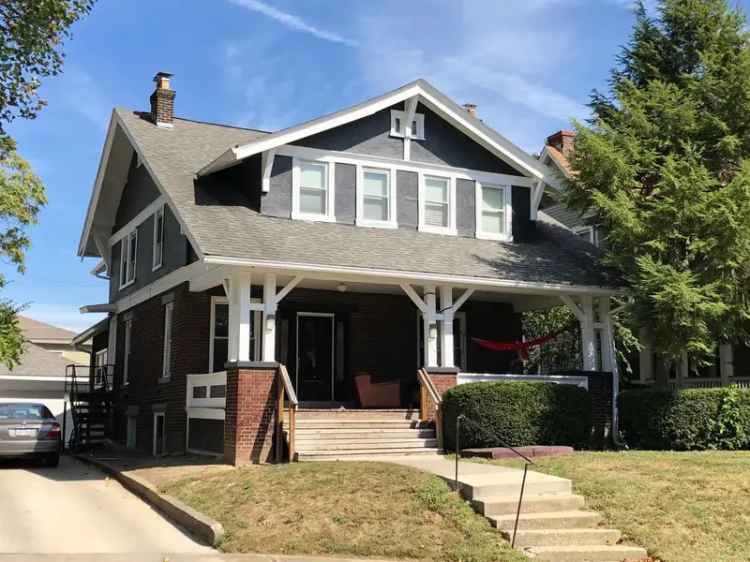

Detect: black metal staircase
[64,364,115,451]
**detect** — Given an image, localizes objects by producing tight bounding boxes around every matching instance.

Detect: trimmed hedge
[619,386,750,450]
[442,381,593,451]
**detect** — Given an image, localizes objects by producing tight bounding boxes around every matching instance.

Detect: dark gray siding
[335,163,355,224]
[396,170,418,229]
[294,102,524,176]
[261,155,292,218]
[109,205,190,302]
[456,179,475,237]
[114,156,161,231]
[512,185,535,242]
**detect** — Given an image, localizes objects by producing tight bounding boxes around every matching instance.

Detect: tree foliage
[0,0,93,367]
[566,0,750,368]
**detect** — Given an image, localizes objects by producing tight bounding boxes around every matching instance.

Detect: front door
[296,313,335,401]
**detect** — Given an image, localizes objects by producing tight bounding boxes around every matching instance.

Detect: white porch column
[598,298,613,372]
[424,285,438,368]
[439,286,454,368]
[581,296,597,371]
[228,272,252,362]
[262,273,277,362]
[720,344,734,384]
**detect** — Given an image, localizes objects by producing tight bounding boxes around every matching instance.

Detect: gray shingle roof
[0,342,73,378]
[19,315,76,342]
[116,108,617,290]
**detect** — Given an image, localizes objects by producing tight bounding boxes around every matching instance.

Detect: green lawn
[161,461,526,562]
[484,451,750,562]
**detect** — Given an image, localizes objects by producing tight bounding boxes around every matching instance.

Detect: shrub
[442,381,593,451]
[619,386,750,450]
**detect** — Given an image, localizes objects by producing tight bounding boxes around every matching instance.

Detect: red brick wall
[425,369,458,422]
[224,365,278,465]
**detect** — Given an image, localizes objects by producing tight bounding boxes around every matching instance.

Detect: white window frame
[356,165,398,228]
[118,229,138,289]
[209,296,262,372]
[475,181,512,242]
[152,205,165,271]
[419,172,456,235]
[123,319,132,386]
[161,302,173,381]
[291,158,336,222]
[390,110,425,139]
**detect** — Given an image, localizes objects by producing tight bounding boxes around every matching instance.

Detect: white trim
[198,80,561,192]
[295,312,336,401]
[291,158,336,222]
[203,255,621,297]
[356,165,398,229]
[418,172,456,235]
[475,181,512,242]
[276,145,532,188]
[80,303,117,314]
[390,109,425,140]
[0,374,72,382]
[261,149,276,193]
[161,301,174,381]
[186,407,225,421]
[209,295,262,372]
[153,412,166,456]
[152,204,165,271]
[109,196,166,246]
[119,230,138,290]
[113,261,205,314]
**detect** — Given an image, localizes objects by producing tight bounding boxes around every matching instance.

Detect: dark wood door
[297,313,334,401]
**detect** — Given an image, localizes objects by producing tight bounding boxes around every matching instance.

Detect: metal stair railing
[453,414,535,549]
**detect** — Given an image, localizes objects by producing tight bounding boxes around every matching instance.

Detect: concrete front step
[524,544,648,562]
[297,447,441,460]
[503,529,621,548]
[473,494,586,516]
[296,438,438,451]
[490,510,601,530]
[462,478,572,500]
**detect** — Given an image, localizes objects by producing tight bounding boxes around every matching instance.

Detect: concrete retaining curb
[74,454,224,547]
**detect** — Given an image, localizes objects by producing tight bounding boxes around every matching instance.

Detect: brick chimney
[463,103,477,118]
[150,72,175,127]
[546,130,576,158]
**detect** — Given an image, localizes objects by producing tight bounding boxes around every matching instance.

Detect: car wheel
[44,453,60,468]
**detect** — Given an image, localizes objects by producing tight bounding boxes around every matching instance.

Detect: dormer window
[292,159,336,222]
[419,173,456,235]
[356,166,397,228]
[390,110,425,139]
[475,182,511,241]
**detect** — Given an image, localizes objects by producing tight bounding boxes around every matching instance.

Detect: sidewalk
[0,556,405,562]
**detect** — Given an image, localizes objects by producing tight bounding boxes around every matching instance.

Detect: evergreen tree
[567,0,750,376]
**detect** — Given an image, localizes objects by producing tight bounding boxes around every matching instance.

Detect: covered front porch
[185,264,619,463]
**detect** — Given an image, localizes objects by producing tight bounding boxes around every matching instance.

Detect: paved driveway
[0,455,213,555]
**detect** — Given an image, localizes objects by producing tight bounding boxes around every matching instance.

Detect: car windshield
[0,403,54,421]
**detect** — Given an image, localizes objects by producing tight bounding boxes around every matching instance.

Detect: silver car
[0,403,61,467]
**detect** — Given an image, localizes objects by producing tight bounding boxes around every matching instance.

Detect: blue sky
[4,0,747,332]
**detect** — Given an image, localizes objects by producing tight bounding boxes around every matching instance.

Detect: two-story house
[74,74,619,463]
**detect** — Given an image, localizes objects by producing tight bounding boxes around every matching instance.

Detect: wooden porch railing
[275,364,299,462]
[417,368,443,449]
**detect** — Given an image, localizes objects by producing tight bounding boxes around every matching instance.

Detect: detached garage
[0,317,91,444]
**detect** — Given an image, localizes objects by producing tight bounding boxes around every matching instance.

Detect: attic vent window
[390,110,424,139]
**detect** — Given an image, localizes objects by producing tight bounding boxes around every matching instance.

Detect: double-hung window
[421,174,454,234]
[119,230,138,289]
[357,166,396,227]
[293,159,334,221]
[476,182,511,241]
[152,206,164,270]
[161,302,173,381]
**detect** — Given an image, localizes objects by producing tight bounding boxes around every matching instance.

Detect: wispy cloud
[54,66,111,132]
[228,0,358,47]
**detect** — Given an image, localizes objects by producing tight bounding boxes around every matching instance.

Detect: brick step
[297,447,440,461]
[490,511,601,530]
[524,544,648,562]
[502,528,621,548]
[462,478,572,500]
[294,428,436,439]
[296,438,438,452]
[472,494,586,516]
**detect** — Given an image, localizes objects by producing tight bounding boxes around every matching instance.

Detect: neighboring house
[0,316,90,443]
[538,130,750,389]
[75,74,621,462]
